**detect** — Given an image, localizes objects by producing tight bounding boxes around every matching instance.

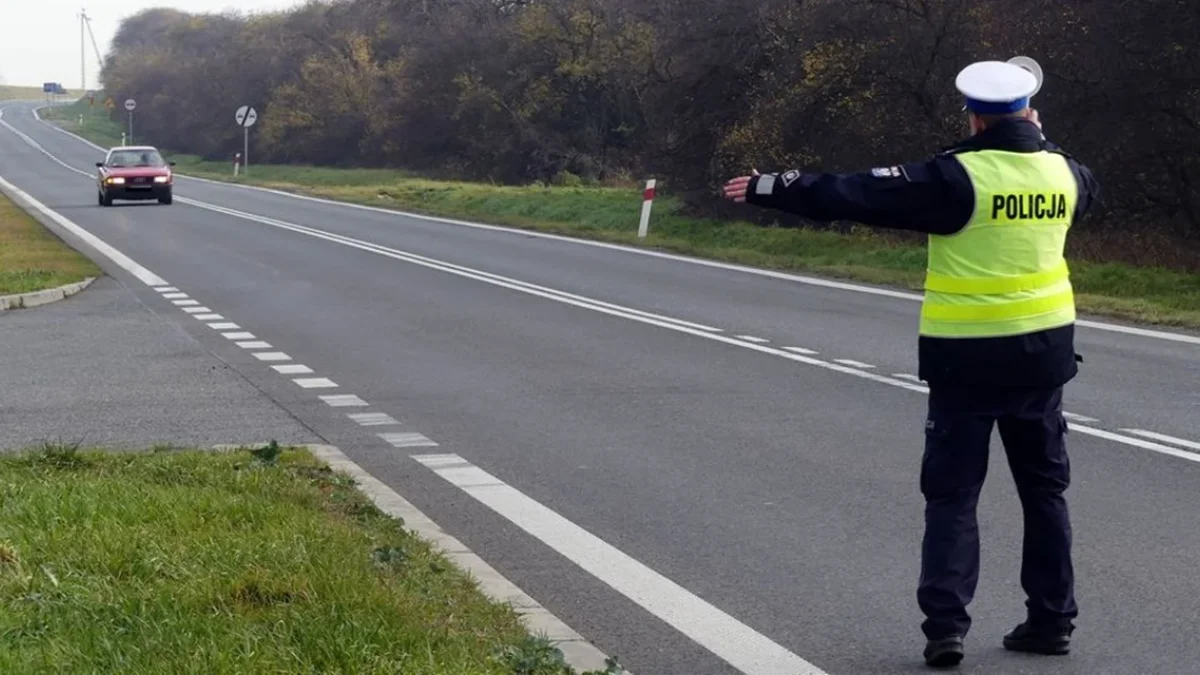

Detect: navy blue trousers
[918,384,1078,640]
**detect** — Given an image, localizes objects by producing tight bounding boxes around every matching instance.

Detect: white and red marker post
[233,152,242,177]
[637,178,656,238]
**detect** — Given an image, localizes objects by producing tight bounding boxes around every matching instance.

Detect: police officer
[722,60,1100,668]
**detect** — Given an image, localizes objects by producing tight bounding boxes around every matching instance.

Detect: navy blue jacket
[745,118,1101,388]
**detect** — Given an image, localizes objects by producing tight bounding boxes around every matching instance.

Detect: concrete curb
[212,443,622,673]
[0,277,96,311]
[0,170,102,312]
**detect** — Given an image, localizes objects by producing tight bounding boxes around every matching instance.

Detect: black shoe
[924,636,964,668]
[1002,621,1073,655]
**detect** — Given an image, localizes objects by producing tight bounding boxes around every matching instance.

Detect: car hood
[104,166,171,177]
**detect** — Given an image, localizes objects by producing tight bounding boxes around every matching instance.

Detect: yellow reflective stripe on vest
[923,259,1069,295]
[921,290,1074,322]
[919,148,1077,338]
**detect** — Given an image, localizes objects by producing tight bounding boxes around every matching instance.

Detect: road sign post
[235,105,258,176]
[124,98,136,144]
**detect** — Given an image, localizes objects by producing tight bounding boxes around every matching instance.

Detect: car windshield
[107,149,166,168]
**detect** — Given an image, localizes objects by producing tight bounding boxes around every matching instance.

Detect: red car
[96,145,175,206]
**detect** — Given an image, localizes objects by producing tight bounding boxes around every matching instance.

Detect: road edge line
[0,154,620,670]
[0,174,167,287]
[300,443,620,673]
[0,276,96,311]
[28,104,1200,347]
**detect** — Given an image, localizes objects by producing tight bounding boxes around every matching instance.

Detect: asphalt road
[0,276,320,450]
[2,99,1199,674]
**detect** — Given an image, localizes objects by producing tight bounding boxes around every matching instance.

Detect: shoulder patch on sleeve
[871,166,903,179]
[781,169,801,187]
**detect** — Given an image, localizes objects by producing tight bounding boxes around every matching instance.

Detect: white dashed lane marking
[294,377,338,389]
[272,364,314,374]
[208,322,240,330]
[182,307,213,314]
[252,352,291,361]
[162,292,188,299]
[349,412,400,426]
[222,332,255,340]
[380,432,439,448]
[155,286,179,293]
[172,299,200,306]
[321,394,369,407]
[236,340,272,349]
[193,313,223,320]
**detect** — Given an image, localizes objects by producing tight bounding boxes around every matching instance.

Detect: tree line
[99,0,1199,269]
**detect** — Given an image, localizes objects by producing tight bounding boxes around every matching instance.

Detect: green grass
[39,98,125,149]
[0,85,46,101]
[0,193,100,296]
[40,98,1200,330]
[0,443,622,674]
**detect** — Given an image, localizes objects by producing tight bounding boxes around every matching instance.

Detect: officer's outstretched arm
[741,158,975,235]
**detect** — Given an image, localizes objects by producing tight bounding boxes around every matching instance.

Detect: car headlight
[107,177,125,185]
[154,175,170,184]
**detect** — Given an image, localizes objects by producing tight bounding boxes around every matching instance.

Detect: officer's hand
[1029,108,1042,129]
[722,169,760,203]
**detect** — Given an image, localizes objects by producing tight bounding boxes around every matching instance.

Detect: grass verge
[0,443,622,674]
[0,86,47,101]
[0,192,100,296]
[40,98,1200,330]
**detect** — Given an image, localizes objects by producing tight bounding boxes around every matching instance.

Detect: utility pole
[80,8,87,93]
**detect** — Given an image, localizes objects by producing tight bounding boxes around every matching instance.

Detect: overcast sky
[0,0,300,89]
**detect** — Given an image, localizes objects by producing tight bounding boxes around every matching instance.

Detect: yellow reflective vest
[920,149,1078,338]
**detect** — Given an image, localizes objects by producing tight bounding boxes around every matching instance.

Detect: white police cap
[955,61,1038,114]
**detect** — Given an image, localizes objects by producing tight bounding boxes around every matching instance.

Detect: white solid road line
[0,130,619,673]
[1,128,1195,468]
[1121,429,1200,453]
[833,359,875,369]
[6,99,1200,673]
[784,346,818,355]
[414,453,830,675]
[0,178,167,287]
[168,199,1200,466]
[179,199,935,394]
[1063,412,1100,424]
[22,104,1200,346]
[304,444,616,673]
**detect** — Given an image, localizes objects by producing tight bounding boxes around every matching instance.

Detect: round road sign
[235,105,258,128]
[124,98,136,112]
